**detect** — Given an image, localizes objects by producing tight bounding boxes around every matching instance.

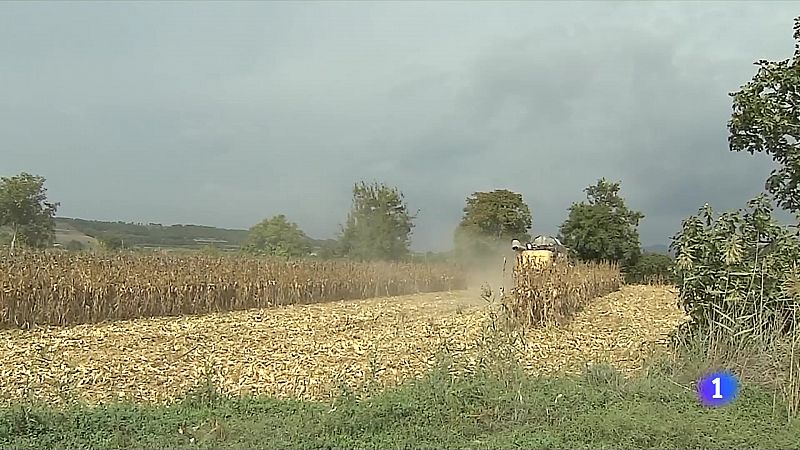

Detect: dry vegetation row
[0,251,465,328]
[506,261,623,327]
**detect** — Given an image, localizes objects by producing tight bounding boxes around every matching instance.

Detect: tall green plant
[671,195,800,337]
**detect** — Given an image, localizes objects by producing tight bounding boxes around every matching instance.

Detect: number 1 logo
[712,377,723,399]
[698,371,738,407]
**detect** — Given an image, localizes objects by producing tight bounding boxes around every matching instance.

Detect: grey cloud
[2,2,799,250]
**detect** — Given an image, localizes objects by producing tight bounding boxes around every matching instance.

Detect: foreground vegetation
[1,354,798,449]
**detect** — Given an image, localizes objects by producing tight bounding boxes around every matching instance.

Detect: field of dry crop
[507,260,622,326]
[0,284,688,407]
[0,251,464,328]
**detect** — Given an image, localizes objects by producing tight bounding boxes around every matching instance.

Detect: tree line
[234,177,655,268]
[0,169,661,278]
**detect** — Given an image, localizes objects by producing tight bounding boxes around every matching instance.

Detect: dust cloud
[452,240,518,307]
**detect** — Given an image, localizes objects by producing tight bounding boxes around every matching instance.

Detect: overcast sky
[2,1,798,250]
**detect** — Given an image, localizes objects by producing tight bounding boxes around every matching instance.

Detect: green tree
[338,181,416,261]
[729,16,800,216]
[453,189,532,262]
[243,214,311,258]
[558,178,644,268]
[0,172,60,251]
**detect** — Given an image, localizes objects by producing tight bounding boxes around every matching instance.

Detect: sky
[2,1,798,251]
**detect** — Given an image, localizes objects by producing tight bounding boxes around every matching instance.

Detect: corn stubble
[0,287,685,407]
[0,251,465,328]
[506,260,622,327]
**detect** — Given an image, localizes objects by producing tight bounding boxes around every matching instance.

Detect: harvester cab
[511,235,568,271]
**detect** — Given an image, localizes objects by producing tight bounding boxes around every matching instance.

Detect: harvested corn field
[0,284,688,407]
[0,251,464,328]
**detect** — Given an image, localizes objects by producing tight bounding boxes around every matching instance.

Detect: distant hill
[53,220,100,248]
[54,217,337,252]
[55,217,249,250]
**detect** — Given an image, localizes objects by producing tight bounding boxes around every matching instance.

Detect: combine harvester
[511,235,569,272]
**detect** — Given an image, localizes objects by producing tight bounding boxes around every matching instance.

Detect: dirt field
[0,285,687,406]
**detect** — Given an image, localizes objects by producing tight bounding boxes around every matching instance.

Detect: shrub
[671,194,800,337]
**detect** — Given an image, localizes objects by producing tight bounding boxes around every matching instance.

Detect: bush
[671,194,800,337]
[624,252,674,285]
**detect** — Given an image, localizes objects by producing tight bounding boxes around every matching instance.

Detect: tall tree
[339,181,416,261]
[457,189,533,239]
[729,16,800,216]
[453,189,532,262]
[243,214,311,258]
[0,172,59,251]
[558,178,644,268]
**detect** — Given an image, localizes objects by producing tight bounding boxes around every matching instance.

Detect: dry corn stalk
[506,260,621,327]
[0,250,465,328]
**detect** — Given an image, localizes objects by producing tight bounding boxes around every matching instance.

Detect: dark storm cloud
[387,3,796,247]
[1,2,797,250]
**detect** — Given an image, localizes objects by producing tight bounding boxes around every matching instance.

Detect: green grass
[1,362,797,449]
